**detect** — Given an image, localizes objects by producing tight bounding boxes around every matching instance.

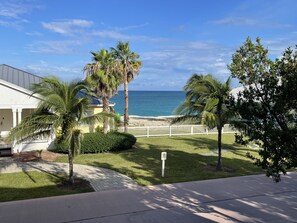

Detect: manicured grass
[0,171,93,202]
[56,134,263,186]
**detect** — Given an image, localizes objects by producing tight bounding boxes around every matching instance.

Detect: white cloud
[26,31,43,36]
[173,24,186,32]
[137,40,233,90]
[0,1,36,29]
[187,41,217,50]
[92,30,130,40]
[107,22,149,31]
[27,40,84,54]
[0,2,29,18]
[0,18,28,30]
[262,37,296,56]
[91,30,166,43]
[41,19,93,35]
[25,61,83,80]
[212,17,257,26]
[211,17,291,28]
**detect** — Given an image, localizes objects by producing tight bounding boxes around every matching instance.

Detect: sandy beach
[125,115,178,126]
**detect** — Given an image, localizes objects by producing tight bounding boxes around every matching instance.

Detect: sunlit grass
[56,134,263,186]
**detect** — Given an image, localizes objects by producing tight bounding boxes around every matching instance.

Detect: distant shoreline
[122,115,180,126]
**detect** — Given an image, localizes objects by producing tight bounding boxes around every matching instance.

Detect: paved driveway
[1,172,297,223]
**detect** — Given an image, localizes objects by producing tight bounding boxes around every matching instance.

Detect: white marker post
[161,152,167,177]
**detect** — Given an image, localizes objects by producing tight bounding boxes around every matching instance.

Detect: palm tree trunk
[68,149,74,184]
[216,125,222,170]
[103,96,109,134]
[124,73,129,133]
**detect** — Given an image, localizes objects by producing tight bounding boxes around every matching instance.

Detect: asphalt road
[1,173,297,223]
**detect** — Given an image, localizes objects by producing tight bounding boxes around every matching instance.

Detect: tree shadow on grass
[170,135,259,160]
[0,171,93,202]
[86,143,263,186]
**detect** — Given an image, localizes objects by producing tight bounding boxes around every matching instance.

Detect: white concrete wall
[0,109,13,133]
[0,83,40,108]
[13,139,55,153]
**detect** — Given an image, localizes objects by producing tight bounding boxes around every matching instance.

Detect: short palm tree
[174,74,232,170]
[111,41,142,132]
[84,49,122,134]
[7,77,107,184]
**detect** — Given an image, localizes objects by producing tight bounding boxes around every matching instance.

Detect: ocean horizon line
[116,90,184,92]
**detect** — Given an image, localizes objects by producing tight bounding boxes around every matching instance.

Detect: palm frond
[80,111,115,125]
[176,73,232,129]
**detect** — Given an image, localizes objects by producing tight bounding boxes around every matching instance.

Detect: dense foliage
[229,37,297,181]
[54,132,136,153]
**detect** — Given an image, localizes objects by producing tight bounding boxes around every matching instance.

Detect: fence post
[206,127,209,135]
[147,127,150,138]
[222,127,224,134]
[191,126,193,135]
[169,126,172,137]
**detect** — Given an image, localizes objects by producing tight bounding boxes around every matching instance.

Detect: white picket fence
[118,124,237,138]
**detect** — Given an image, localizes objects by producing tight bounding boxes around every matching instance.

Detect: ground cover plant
[0,171,93,202]
[56,134,262,186]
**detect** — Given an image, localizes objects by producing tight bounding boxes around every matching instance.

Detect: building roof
[77,90,103,107]
[0,64,42,90]
[0,64,111,107]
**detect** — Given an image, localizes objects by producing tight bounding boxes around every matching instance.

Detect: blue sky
[1,0,297,90]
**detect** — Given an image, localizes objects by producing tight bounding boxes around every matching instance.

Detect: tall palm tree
[84,49,122,134]
[7,77,107,184]
[174,74,232,170]
[111,42,142,132]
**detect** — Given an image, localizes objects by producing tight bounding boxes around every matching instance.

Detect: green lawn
[0,171,93,202]
[56,134,263,186]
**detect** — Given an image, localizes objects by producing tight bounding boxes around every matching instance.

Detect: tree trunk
[124,73,129,133]
[102,96,109,134]
[68,149,74,184]
[216,125,222,170]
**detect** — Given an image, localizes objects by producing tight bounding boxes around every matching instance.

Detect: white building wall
[0,109,13,134]
[13,139,55,153]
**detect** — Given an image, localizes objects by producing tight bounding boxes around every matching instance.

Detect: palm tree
[111,41,142,132]
[84,49,122,134]
[174,74,232,170]
[7,77,107,184]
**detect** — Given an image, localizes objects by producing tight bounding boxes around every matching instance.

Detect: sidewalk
[1,172,296,223]
[0,157,138,191]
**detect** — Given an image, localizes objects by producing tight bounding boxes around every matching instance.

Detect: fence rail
[118,124,237,138]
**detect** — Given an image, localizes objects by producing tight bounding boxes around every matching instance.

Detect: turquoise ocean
[111,91,185,116]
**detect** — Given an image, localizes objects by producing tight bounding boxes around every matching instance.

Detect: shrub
[53,137,68,154]
[53,132,136,154]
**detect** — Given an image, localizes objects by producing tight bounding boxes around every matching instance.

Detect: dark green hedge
[54,132,136,154]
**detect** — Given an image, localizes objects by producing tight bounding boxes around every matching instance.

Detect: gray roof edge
[0,64,43,79]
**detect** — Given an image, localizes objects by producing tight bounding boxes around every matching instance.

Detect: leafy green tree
[84,49,122,134]
[174,74,232,170]
[7,77,107,184]
[111,41,142,132]
[229,37,297,181]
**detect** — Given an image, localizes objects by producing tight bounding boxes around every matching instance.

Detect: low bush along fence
[54,132,137,153]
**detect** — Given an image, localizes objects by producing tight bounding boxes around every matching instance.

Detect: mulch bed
[13,150,61,162]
